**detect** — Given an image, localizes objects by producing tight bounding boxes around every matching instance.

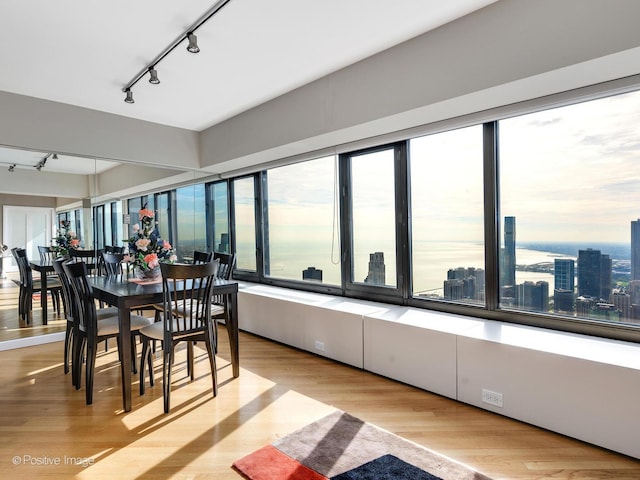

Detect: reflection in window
[350,148,396,287]
[409,126,485,305]
[233,177,257,271]
[499,90,640,325]
[266,156,340,285]
[175,185,206,262]
[207,181,230,253]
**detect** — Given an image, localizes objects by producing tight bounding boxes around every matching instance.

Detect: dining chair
[63,261,154,403]
[138,261,219,413]
[69,248,101,274]
[38,245,58,264]
[12,247,62,322]
[211,252,236,346]
[102,252,125,277]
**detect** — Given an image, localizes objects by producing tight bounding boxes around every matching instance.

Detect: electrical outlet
[314,340,325,352]
[482,389,503,407]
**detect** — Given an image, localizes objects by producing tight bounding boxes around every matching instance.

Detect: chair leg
[162,346,173,414]
[130,335,138,374]
[139,339,151,395]
[63,321,73,375]
[73,335,86,390]
[85,340,97,405]
[204,323,218,398]
[187,341,195,381]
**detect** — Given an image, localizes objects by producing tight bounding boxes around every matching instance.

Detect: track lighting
[121,0,231,104]
[186,32,200,53]
[8,164,15,172]
[148,66,160,84]
[124,88,134,104]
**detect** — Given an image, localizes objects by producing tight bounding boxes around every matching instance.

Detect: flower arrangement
[52,220,80,256]
[124,206,176,273]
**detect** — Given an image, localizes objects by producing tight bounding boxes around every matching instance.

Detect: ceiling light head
[186,32,200,53]
[124,88,135,104]
[8,164,15,172]
[148,67,160,84]
[36,164,43,171]
[52,153,58,160]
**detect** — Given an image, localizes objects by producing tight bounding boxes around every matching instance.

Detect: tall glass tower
[502,216,516,287]
[631,219,640,280]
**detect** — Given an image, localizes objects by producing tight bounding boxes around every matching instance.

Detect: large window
[409,125,485,305]
[175,184,206,262]
[347,147,398,289]
[499,90,640,325]
[265,156,341,285]
[233,176,257,271]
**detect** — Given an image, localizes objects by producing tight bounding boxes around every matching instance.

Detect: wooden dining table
[89,275,240,412]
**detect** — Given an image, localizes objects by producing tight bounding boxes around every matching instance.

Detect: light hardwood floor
[0,275,639,479]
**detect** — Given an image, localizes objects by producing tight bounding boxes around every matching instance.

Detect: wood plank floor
[0,273,639,479]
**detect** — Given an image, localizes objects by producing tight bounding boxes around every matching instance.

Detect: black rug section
[330,454,444,480]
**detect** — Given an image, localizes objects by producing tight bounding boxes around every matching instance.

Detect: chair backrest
[104,245,125,254]
[160,261,218,337]
[69,248,102,273]
[213,252,236,280]
[38,246,56,264]
[102,252,124,277]
[63,261,98,335]
[53,257,74,322]
[12,247,32,289]
[193,250,213,265]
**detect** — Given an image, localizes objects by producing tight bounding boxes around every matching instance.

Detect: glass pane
[409,125,485,305]
[266,156,341,285]
[210,181,230,253]
[234,177,257,271]
[351,149,396,287]
[499,89,640,326]
[175,184,207,262]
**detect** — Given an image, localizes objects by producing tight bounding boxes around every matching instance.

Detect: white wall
[199,0,640,173]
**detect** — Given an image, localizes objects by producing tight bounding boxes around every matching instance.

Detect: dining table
[89,274,240,412]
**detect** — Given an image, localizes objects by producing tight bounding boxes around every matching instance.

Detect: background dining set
[10,245,238,413]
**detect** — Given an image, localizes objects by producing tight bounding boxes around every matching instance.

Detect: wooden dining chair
[211,252,236,346]
[69,248,101,274]
[138,261,219,413]
[102,252,125,277]
[12,247,62,322]
[63,261,153,403]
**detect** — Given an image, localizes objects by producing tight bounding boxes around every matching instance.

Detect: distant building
[302,266,323,282]
[501,216,516,288]
[554,289,575,313]
[516,281,549,312]
[611,289,631,319]
[364,252,385,285]
[218,233,229,253]
[445,267,484,301]
[577,248,612,300]
[554,258,575,292]
[632,219,640,280]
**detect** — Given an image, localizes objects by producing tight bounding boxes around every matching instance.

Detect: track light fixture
[124,88,134,104]
[52,153,58,160]
[122,0,231,103]
[8,164,15,172]
[148,66,160,84]
[186,32,200,53]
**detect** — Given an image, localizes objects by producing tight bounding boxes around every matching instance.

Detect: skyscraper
[501,216,516,287]
[302,266,323,282]
[577,248,612,300]
[632,219,640,280]
[554,258,575,292]
[364,252,385,285]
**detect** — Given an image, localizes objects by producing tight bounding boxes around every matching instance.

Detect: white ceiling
[0,0,496,134]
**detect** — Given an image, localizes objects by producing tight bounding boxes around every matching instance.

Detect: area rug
[232,410,491,480]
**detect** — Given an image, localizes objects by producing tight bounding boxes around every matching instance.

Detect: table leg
[118,307,132,412]
[40,269,48,325]
[228,291,239,378]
